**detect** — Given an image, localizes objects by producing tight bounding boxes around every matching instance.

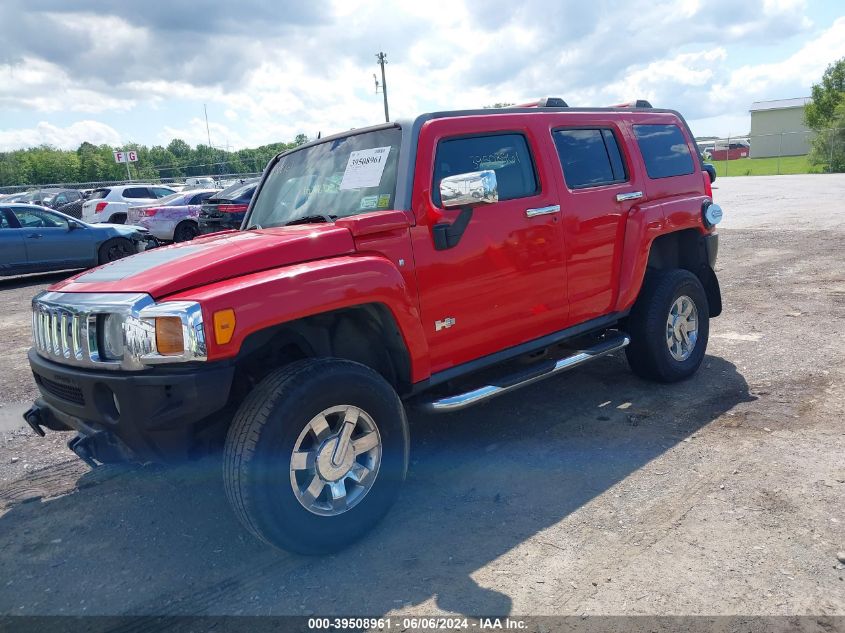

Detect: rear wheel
[97,237,134,264]
[173,221,199,242]
[625,269,709,382]
[223,358,409,554]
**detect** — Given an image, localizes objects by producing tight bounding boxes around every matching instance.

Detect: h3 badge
[435,317,456,332]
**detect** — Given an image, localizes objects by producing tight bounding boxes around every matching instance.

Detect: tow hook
[68,435,99,469]
[23,407,46,437]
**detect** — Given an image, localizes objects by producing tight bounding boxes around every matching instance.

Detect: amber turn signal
[213,309,236,345]
[155,317,184,355]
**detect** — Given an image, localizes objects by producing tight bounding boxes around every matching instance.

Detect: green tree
[805,58,845,129]
[806,58,845,172]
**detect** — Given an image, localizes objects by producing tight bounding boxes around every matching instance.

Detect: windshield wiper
[284,214,336,226]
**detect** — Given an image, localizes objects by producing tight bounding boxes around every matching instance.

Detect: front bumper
[27,348,234,463]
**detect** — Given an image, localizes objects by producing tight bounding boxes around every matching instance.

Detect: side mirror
[439,170,498,208]
[432,170,498,251]
[67,220,80,231]
[703,163,716,183]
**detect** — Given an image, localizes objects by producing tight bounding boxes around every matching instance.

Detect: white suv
[81,184,177,224]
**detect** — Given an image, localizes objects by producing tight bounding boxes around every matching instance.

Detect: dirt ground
[0,175,843,618]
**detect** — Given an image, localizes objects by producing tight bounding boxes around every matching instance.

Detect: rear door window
[633,124,695,179]
[152,187,175,198]
[553,128,628,189]
[433,133,538,205]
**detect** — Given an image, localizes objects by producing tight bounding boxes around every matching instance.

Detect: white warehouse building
[749,97,814,158]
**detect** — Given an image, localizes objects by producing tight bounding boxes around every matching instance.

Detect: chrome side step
[419,333,630,413]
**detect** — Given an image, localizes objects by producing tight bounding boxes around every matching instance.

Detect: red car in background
[709,141,750,160]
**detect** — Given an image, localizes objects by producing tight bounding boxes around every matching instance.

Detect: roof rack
[609,100,653,108]
[512,97,569,108]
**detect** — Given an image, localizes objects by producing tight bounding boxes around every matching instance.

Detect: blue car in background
[0,203,155,276]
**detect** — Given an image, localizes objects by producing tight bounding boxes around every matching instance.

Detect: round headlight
[101,313,125,360]
[704,202,723,227]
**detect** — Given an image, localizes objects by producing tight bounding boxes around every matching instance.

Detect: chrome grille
[32,303,95,365]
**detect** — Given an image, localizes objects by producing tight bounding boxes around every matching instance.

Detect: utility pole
[376,52,389,122]
[204,104,212,147]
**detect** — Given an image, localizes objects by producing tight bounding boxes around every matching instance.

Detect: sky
[0,0,843,152]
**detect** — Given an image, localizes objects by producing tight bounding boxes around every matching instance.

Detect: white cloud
[0,120,122,150]
[0,0,839,149]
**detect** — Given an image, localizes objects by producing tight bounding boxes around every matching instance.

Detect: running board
[418,333,630,413]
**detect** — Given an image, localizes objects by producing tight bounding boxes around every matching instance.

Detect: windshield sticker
[339,146,391,190]
[359,195,379,210]
[377,194,391,208]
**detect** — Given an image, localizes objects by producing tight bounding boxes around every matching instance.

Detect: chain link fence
[0,172,263,196]
[698,128,841,177]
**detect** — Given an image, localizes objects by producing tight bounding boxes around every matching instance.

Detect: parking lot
[1,174,843,617]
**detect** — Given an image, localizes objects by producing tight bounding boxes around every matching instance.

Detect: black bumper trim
[704,232,719,268]
[28,349,235,462]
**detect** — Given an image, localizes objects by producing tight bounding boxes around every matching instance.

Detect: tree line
[0,134,310,188]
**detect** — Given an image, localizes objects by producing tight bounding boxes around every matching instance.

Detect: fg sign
[113,150,138,163]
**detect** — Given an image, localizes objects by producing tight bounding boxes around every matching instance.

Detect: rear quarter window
[89,188,111,200]
[633,124,695,179]
[123,187,152,199]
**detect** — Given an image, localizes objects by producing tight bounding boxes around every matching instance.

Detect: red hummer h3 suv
[25,99,723,553]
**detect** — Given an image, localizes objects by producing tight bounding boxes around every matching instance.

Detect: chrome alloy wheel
[289,405,382,517]
[666,295,699,361]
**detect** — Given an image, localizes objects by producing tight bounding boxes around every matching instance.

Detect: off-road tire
[97,237,134,264]
[625,269,710,382]
[173,221,199,242]
[223,358,409,554]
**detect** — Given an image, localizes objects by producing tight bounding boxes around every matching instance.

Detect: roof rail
[610,100,653,108]
[513,97,569,108]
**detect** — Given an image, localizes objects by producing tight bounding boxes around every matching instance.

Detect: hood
[52,225,356,298]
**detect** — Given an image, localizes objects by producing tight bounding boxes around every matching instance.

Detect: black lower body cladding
[27,349,235,463]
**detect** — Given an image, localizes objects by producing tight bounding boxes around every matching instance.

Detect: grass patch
[705,155,813,177]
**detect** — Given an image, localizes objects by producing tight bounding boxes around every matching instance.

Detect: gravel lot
[1,175,843,618]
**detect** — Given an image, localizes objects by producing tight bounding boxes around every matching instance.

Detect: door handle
[27,233,43,239]
[525,204,560,218]
[616,191,643,202]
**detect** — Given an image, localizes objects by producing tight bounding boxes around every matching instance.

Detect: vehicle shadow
[0,271,76,292]
[0,354,751,618]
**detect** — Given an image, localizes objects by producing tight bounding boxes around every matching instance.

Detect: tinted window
[53,194,68,206]
[190,191,216,204]
[12,207,68,228]
[433,133,537,205]
[123,187,151,199]
[152,187,176,198]
[633,124,695,179]
[68,191,82,201]
[218,183,256,202]
[553,128,627,189]
[0,209,11,228]
[89,188,111,200]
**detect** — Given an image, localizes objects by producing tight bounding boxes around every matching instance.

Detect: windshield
[248,127,401,229]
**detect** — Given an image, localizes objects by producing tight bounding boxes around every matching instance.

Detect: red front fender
[167,255,431,382]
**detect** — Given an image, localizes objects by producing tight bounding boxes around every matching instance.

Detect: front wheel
[223,358,409,554]
[625,269,710,382]
[97,237,135,264]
